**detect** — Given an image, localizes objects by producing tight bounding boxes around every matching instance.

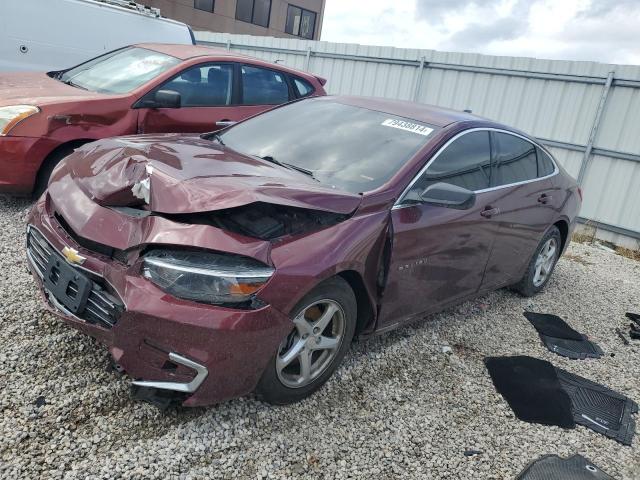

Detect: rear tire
[256,276,356,405]
[512,226,562,297]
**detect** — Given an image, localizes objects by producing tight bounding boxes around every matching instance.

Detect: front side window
[241,65,289,105]
[218,99,438,193]
[285,5,316,39]
[492,132,538,187]
[236,0,271,28]
[159,64,233,107]
[194,0,214,12]
[59,47,180,94]
[404,131,492,201]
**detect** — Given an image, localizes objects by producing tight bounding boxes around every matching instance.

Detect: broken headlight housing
[142,250,274,305]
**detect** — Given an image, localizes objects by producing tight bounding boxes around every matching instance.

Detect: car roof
[330,95,486,128]
[136,43,318,81]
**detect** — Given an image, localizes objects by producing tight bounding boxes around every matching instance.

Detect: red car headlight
[0,105,40,136]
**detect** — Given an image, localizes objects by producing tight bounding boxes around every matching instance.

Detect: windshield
[59,47,180,94]
[218,99,438,194]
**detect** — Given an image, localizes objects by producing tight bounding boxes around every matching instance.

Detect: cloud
[414,0,502,23]
[441,17,526,50]
[578,0,640,17]
[321,0,640,65]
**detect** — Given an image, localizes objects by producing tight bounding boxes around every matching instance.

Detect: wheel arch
[553,218,569,254]
[33,138,95,194]
[336,270,376,337]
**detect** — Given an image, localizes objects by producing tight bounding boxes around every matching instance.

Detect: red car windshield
[218,98,439,194]
[58,47,180,94]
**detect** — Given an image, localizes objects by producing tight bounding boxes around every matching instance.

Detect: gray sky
[322,0,640,65]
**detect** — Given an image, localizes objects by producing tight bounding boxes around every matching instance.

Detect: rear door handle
[215,120,236,128]
[538,193,552,204]
[480,206,500,218]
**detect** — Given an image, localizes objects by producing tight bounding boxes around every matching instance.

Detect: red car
[26,96,581,407]
[0,44,326,195]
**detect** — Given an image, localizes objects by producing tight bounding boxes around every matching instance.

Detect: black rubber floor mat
[557,369,638,446]
[524,312,604,359]
[517,454,615,480]
[484,356,575,428]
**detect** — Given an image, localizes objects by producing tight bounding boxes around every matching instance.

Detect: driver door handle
[215,120,236,128]
[480,206,500,218]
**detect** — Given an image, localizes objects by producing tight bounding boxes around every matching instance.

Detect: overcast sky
[322,0,640,65]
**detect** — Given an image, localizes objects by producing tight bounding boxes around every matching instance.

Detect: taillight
[577,187,583,202]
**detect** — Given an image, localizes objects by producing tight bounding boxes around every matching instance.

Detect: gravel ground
[1,194,639,480]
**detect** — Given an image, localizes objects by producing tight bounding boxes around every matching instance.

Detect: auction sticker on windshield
[381,119,433,136]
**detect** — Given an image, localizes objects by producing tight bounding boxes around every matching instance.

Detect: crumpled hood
[57,134,362,215]
[0,72,108,107]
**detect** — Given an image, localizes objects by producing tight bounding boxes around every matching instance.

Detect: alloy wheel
[276,299,346,389]
[533,237,558,287]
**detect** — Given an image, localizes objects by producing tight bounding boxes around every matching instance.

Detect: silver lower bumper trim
[131,352,209,394]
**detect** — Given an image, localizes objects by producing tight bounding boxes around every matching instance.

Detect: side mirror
[153,89,181,109]
[420,182,476,210]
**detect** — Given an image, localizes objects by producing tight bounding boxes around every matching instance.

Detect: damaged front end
[27,135,365,406]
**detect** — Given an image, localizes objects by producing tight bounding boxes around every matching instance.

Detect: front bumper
[0,136,57,194]
[26,200,292,407]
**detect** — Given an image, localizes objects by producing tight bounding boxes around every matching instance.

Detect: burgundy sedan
[0,43,326,195]
[26,96,581,407]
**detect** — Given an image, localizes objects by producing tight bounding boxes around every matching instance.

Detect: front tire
[512,226,562,297]
[256,276,357,405]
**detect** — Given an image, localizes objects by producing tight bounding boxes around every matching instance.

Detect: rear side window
[407,131,491,198]
[293,77,314,97]
[241,65,290,105]
[492,132,538,187]
[537,147,556,177]
[160,64,233,107]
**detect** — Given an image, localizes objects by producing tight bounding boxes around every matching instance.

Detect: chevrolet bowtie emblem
[62,246,86,265]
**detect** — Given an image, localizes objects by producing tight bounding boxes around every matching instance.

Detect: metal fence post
[305,46,312,71]
[413,56,426,102]
[577,70,615,185]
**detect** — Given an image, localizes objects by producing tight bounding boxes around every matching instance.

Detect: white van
[0,0,195,72]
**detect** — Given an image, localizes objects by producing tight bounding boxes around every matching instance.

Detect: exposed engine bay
[160,202,349,241]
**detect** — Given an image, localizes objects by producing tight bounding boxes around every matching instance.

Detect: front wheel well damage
[337,270,375,337]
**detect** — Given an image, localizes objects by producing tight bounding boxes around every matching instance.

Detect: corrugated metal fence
[195,31,640,248]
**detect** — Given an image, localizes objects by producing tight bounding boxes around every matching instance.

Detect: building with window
[137,0,325,40]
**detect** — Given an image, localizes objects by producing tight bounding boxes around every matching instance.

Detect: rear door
[479,131,558,290]
[378,130,498,328]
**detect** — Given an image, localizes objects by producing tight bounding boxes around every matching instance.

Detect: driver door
[377,130,499,328]
[137,63,245,134]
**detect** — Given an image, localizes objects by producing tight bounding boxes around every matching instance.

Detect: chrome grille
[27,226,123,329]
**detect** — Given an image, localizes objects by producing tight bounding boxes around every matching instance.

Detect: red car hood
[0,72,109,107]
[53,134,362,215]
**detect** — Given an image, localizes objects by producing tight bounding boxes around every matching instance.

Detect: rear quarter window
[492,132,538,187]
[536,147,556,177]
[293,77,315,97]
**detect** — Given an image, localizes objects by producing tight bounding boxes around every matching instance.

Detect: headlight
[142,250,274,305]
[0,105,40,136]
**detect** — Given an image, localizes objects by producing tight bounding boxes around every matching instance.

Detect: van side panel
[0,0,193,72]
